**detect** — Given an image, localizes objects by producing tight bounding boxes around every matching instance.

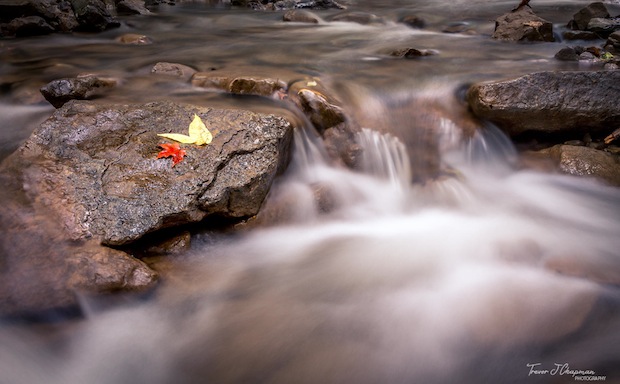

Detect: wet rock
[0,176,158,316]
[443,21,475,34]
[116,0,150,15]
[400,14,425,29]
[330,11,382,25]
[115,33,153,44]
[143,231,191,255]
[191,73,233,91]
[569,2,610,31]
[0,0,79,35]
[229,77,287,96]
[389,48,438,59]
[579,51,597,61]
[587,17,620,37]
[296,88,346,133]
[492,7,554,42]
[192,73,286,97]
[1,16,55,37]
[282,9,320,24]
[466,71,620,137]
[608,31,620,50]
[70,0,120,31]
[244,0,344,10]
[151,62,197,81]
[554,47,579,61]
[40,75,117,108]
[562,30,600,40]
[4,100,293,245]
[534,144,620,186]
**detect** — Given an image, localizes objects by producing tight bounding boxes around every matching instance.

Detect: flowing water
[2,1,620,383]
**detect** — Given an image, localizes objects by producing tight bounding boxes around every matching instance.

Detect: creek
[1,0,620,383]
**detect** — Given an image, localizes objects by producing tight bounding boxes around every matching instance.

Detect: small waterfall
[357,127,412,189]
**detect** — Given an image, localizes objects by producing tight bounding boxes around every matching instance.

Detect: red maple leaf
[157,143,186,167]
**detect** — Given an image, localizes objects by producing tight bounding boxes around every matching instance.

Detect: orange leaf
[157,143,186,167]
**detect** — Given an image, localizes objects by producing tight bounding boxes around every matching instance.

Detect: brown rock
[283,9,320,24]
[115,33,153,45]
[536,144,620,186]
[492,7,554,42]
[151,62,197,81]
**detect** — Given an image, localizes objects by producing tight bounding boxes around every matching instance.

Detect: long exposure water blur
[1,0,620,383]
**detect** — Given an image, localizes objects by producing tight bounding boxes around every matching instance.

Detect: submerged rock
[282,9,320,23]
[151,62,197,80]
[70,0,120,31]
[532,145,620,186]
[492,7,554,42]
[191,73,287,97]
[466,71,620,137]
[3,100,293,245]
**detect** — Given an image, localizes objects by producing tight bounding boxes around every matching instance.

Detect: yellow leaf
[157,133,197,144]
[157,114,213,146]
[188,114,213,145]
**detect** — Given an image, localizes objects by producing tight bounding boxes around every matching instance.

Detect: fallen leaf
[158,114,213,145]
[157,143,186,167]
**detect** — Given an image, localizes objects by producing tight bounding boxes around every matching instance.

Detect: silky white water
[2,107,619,383]
[1,0,620,382]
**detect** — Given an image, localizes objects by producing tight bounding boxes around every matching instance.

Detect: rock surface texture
[8,100,293,245]
[492,6,555,42]
[0,100,293,315]
[467,71,620,137]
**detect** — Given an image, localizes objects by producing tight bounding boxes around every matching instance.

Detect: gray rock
[579,51,597,61]
[555,47,579,61]
[0,171,158,316]
[467,71,620,137]
[536,144,620,186]
[0,0,79,34]
[6,100,293,246]
[40,75,117,108]
[390,48,438,58]
[608,31,620,49]
[492,7,554,42]
[70,0,120,31]
[587,17,620,37]
[116,0,150,15]
[2,15,54,37]
[562,30,600,40]
[570,2,610,31]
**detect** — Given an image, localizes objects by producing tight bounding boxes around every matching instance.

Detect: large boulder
[492,6,554,42]
[2,100,293,246]
[0,99,294,315]
[466,71,620,137]
[569,2,610,31]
